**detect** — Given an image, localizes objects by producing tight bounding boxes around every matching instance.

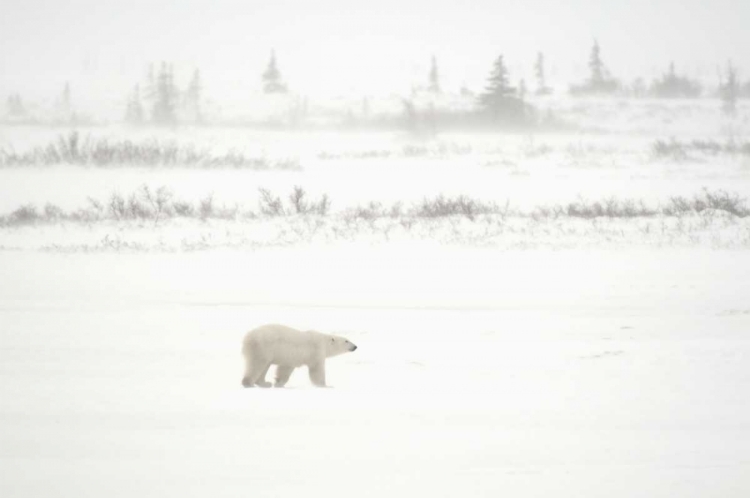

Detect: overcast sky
[1,0,747,103]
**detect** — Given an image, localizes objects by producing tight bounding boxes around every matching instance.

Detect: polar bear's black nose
[351,344,358,351]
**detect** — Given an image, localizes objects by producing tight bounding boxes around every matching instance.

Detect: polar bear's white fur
[241,324,357,388]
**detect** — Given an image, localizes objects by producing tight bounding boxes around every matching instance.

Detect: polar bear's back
[243,324,322,367]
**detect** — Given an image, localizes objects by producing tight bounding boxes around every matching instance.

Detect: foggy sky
[1,0,747,103]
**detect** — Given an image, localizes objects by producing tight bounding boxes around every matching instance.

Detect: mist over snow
[2,1,750,498]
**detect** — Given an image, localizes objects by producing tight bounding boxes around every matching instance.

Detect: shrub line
[1,187,747,227]
[0,132,299,169]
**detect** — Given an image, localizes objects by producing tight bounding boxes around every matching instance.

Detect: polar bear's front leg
[274,365,295,387]
[308,361,327,387]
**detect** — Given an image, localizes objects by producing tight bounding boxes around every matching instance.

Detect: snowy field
[2,248,750,497]
[2,99,750,497]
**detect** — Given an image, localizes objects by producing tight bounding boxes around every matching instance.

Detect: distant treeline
[3,42,749,129]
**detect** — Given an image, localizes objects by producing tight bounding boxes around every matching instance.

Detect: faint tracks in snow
[717,309,750,317]
[579,350,625,360]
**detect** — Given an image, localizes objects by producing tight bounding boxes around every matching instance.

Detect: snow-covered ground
[2,99,750,497]
[1,247,750,497]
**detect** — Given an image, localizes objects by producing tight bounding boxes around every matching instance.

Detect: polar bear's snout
[350,343,358,352]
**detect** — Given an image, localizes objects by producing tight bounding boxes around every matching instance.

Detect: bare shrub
[702,190,748,216]
[652,139,750,160]
[312,194,330,216]
[1,189,746,230]
[108,193,127,220]
[413,195,495,221]
[346,202,386,220]
[172,200,195,217]
[522,142,553,158]
[663,196,692,216]
[9,204,39,225]
[43,203,64,221]
[652,139,688,161]
[214,204,239,220]
[289,186,309,214]
[665,190,749,217]
[345,201,404,221]
[86,197,104,221]
[140,185,173,225]
[402,144,430,157]
[257,187,330,217]
[126,194,150,220]
[389,202,403,218]
[199,194,215,220]
[530,197,655,220]
[561,197,656,219]
[530,205,559,221]
[259,188,285,216]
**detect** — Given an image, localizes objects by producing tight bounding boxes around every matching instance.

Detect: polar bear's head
[325,335,357,358]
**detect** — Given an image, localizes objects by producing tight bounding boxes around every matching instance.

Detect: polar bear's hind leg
[254,363,272,387]
[274,365,295,387]
[242,345,271,388]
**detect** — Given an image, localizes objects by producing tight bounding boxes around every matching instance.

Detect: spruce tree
[429,56,440,93]
[534,52,551,95]
[185,69,203,123]
[62,82,71,113]
[478,55,515,103]
[7,93,26,117]
[152,62,177,125]
[650,62,701,98]
[721,61,739,116]
[477,55,524,123]
[125,85,144,125]
[571,40,619,95]
[262,50,287,94]
[144,63,156,106]
[589,40,605,87]
[133,85,144,123]
[168,63,179,109]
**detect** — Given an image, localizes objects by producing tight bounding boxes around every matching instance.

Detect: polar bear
[241,324,357,388]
